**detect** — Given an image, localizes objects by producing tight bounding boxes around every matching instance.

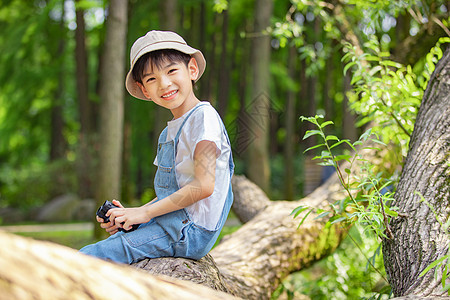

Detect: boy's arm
[142,197,158,207]
[108,140,217,230]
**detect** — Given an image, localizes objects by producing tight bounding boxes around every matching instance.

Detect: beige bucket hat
[125,30,206,100]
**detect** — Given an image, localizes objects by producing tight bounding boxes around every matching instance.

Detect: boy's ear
[188,58,199,81]
[136,82,152,101]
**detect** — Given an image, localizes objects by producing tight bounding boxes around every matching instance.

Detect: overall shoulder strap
[174,103,208,142]
[158,126,168,144]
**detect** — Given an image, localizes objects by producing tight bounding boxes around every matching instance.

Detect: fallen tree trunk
[0,231,237,300]
[0,171,349,300]
[134,172,351,299]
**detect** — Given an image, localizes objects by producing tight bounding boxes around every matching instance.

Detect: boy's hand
[96,199,124,235]
[106,203,150,232]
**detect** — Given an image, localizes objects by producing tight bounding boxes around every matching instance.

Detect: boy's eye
[168,68,177,74]
[146,77,155,83]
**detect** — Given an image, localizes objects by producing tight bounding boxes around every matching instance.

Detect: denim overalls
[80,103,234,263]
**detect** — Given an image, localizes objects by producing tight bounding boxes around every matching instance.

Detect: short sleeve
[182,105,223,159]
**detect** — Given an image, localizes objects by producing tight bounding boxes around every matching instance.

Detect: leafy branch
[292,115,398,240]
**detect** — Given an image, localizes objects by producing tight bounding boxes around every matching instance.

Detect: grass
[16,230,96,250]
[11,222,242,251]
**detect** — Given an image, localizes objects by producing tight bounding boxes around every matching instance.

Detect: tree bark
[284,45,297,200]
[246,0,273,193]
[382,47,450,297]
[50,0,67,162]
[217,9,231,118]
[75,0,94,198]
[0,231,236,300]
[96,0,128,238]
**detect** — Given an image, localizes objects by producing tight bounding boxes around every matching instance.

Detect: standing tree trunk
[50,0,67,162]
[75,0,94,198]
[96,0,128,238]
[284,45,297,200]
[382,47,450,297]
[247,0,273,193]
[323,45,334,122]
[217,9,230,118]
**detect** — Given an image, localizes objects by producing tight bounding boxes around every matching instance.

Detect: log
[135,171,351,299]
[0,171,348,300]
[0,231,237,300]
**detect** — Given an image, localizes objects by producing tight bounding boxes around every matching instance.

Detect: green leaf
[380,60,402,68]
[330,216,347,224]
[419,256,449,277]
[303,130,323,140]
[304,143,326,153]
[384,206,398,217]
[297,209,314,228]
[318,160,335,166]
[320,150,331,158]
[325,135,339,142]
[320,120,334,128]
[300,116,317,123]
[365,55,380,62]
[291,205,309,218]
[343,62,356,75]
[359,128,373,141]
[335,154,352,162]
[350,75,363,85]
[314,211,331,220]
[369,138,387,146]
[330,139,353,150]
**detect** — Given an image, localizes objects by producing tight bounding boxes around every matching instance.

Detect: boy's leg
[80,219,174,264]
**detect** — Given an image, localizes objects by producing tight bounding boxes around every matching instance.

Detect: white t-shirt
[154,102,232,230]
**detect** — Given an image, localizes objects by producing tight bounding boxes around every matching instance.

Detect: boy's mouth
[161,90,178,100]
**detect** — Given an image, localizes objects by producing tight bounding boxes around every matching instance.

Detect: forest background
[0,0,449,298]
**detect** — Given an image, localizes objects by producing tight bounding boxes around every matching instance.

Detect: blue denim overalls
[80,103,234,263]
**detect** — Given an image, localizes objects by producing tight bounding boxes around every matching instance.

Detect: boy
[80,30,234,263]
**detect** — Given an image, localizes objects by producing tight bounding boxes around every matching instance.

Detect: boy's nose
[160,76,172,89]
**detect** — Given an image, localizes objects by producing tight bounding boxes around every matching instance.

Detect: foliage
[342,36,450,157]
[0,159,77,210]
[290,37,450,299]
[293,115,397,240]
[272,226,390,300]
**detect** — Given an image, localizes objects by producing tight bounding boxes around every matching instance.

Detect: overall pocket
[156,165,172,188]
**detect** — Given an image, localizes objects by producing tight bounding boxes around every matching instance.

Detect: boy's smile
[161,90,178,100]
[137,58,200,119]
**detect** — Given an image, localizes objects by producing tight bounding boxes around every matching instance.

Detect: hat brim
[125,43,206,101]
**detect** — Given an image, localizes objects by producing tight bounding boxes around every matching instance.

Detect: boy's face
[136,57,200,118]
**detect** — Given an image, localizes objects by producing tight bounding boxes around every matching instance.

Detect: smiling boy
[80,30,234,263]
